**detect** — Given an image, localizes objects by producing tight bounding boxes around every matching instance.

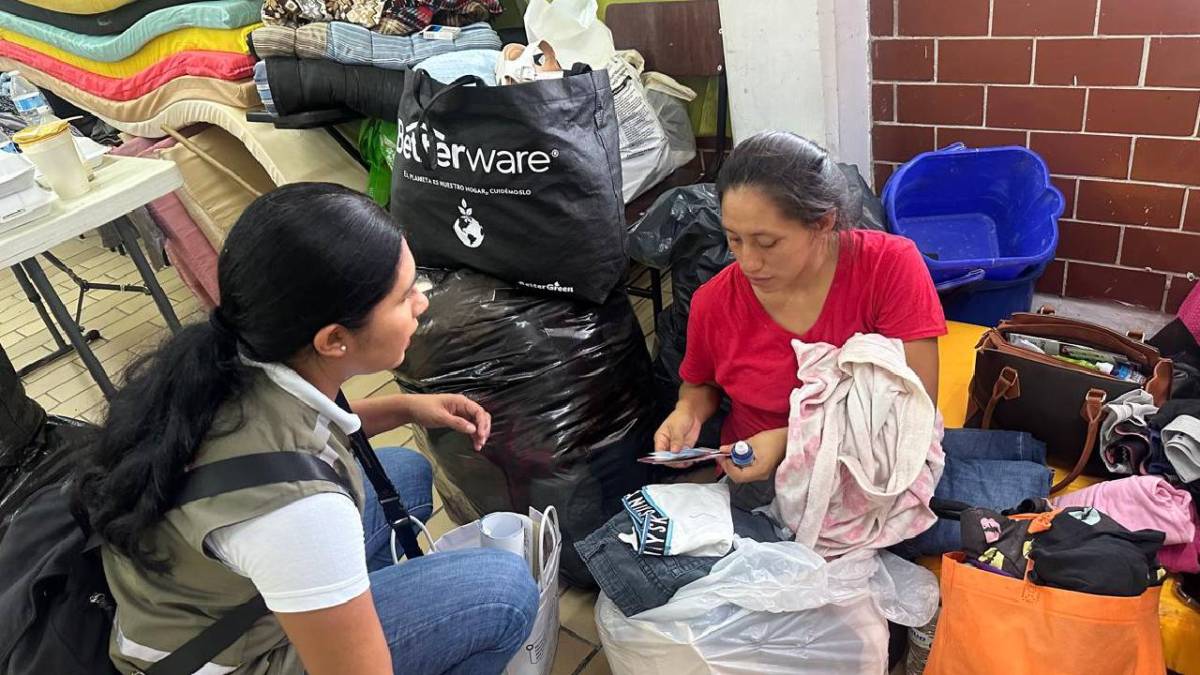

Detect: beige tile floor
[2,235,671,675]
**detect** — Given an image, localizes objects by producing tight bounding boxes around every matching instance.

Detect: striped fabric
[250,20,500,70]
[249,23,328,60]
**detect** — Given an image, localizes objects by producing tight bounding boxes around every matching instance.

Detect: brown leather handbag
[965,310,1173,493]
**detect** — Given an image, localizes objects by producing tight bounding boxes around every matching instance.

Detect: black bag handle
[335,391,424,561]
[411,71,487,171]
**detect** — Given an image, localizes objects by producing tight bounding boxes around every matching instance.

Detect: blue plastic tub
[936,262,1047,327]
[882,144,1064,286]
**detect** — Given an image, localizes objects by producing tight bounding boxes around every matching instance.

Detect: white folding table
[1,155,184,398]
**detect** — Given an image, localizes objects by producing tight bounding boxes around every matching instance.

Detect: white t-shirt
[206,493,369,613]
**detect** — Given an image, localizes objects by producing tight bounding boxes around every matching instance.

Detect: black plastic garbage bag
[395,269,654,587]
[0,345,97,545]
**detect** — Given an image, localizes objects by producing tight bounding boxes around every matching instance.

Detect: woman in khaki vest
[75,183,539,674]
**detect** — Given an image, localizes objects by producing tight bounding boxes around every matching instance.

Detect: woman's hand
[404,394,491,451]
[654,407,703,453]
[716,427,788,483]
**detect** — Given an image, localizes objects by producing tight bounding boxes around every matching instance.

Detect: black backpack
[0,395,422,675]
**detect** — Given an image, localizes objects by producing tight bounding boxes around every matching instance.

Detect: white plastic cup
[479,512,527,560]
[14,121,89,199]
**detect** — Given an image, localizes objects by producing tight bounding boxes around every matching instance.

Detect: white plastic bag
[524,0,615,69]
[607,51,671,203]
[644,74,697,174]
[596,539,939,675]
[434,507,563,675]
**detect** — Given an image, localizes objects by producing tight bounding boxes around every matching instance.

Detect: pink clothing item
[1180,283,1200,342]
[111,130,220,307]
[1051,475,1199,573]
[0,41,253,101]
[773,333,945,558]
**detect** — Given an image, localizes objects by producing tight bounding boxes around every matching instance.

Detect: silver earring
[340,345,348,352]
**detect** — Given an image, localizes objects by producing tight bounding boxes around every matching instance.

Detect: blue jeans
[360,447,538,675]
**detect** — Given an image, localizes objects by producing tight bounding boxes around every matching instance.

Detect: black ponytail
[75,183,403,570]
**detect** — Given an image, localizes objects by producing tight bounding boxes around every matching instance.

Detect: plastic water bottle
[730,441,755,468]
[8,72,54,126]
[0,131,16,154]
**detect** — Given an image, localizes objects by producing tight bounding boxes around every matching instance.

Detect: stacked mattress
[0,0,261,133]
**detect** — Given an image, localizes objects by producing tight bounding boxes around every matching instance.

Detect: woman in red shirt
[654,131,946,486]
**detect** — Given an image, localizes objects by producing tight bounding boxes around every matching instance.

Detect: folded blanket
[0,55,258,121]
[0,1,260,62]
[0,0,196,35]
[5,0,137,16]
[261,0,500,36]
[249,21,501,70]
[0,24,257,76]
[0,40,254,99]
[263,56,406,119]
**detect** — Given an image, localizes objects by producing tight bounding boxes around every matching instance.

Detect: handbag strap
[143,596,268,675]
[980,366,1021,429]
[411,72,487,171]
[334,392,424,560]
[1050,388,1107,494]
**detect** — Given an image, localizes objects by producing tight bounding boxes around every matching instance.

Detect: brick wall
[870,0,1200,313]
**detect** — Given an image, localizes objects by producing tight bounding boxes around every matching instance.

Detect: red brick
[898,0,989,36]
[873,84,894,122]
[1121,228,1200,275]
[1132,138,1200,186]
[988,87,1086,131]
[896,85,983,125]
[1087,89,1200,136]
[1036,259,1067,295]
[1186,190,1200,232]
[1099,0,1200,35]
[1077,180,1184,228]
[873,124,935,163]
[937,127,1027,149]
[1035,39,1145,86]
[994,0,1098,36]
[873,40,935,81]
[871,0,895,36]
[1065,263,1168,309]
[1146,38,1200,88]
[1030,133,1131,179]
[874,162,898,192]
[938,40,1033,84]
[1057,220,1122,263]
[1166,277,1199,314]
[1052,176,1079,219]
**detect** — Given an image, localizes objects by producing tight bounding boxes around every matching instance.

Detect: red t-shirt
[679,229,947,445]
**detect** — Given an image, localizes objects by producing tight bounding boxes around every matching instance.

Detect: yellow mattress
[0,24,257,78]
[936,321,1200,674]
[159,126,277,249]
[6,0,136,14]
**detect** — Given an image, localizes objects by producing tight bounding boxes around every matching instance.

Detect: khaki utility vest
[103,370,366,675]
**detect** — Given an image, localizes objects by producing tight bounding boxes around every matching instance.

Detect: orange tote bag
[926,553,1165,675]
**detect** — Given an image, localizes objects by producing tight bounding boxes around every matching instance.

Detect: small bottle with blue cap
[729,440,754,468]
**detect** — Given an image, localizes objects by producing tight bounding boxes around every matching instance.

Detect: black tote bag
[390,67,627,304]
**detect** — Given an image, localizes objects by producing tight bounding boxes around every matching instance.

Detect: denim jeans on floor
[891,430,1053,559]
[576,507,783,617]
[361,447,539,675]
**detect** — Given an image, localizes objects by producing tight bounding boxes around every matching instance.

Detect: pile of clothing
[255,0,699,206]
[0,0,262,133]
